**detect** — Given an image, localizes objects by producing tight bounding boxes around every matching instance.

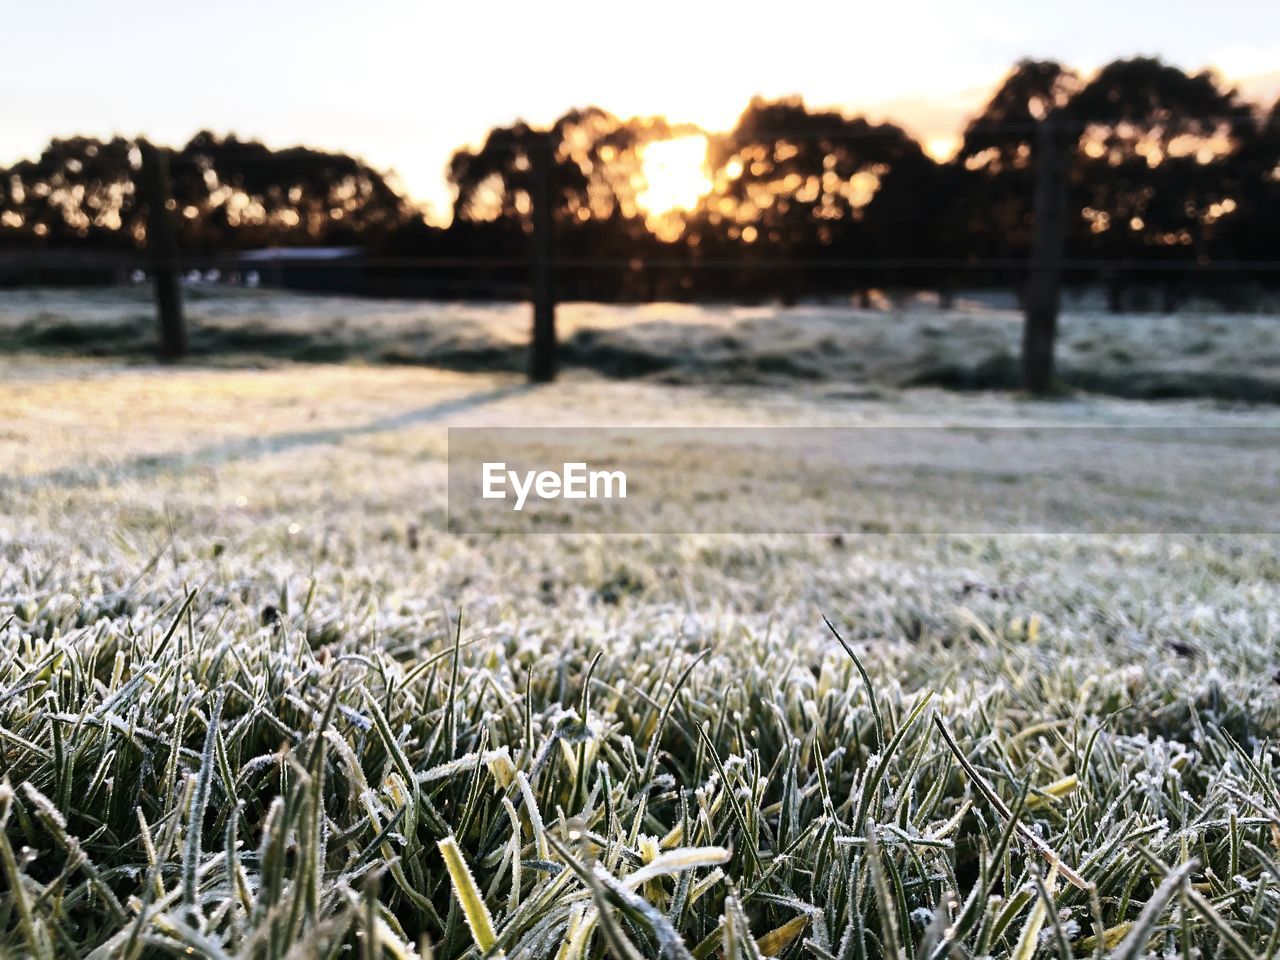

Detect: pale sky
[8,1,1280,220]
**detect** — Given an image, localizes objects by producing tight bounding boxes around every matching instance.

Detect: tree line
[3,57,1278,304]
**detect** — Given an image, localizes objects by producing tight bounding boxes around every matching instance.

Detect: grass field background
[0,337,1278,957]
[5,287,1280,401]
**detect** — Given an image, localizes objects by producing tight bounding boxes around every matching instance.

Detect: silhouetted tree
[448,107,698,297]
[952,60,1082,266]
[0,134,412,254]
[3,59,1278,304]
[1069,58,1255,307]
[1218,97,1280,273]
[449,108,655,235]
[687,97,936,300]
[169,132,413,250]
[0,137,139,249]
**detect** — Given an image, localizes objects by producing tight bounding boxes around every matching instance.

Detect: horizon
[8,1,1280,223]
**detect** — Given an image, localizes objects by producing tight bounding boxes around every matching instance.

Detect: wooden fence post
[139,142,186,361]
[1022,119,1070,394]
[529,132,557,383]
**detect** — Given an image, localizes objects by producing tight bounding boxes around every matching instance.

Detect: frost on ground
[0,358,1277,957]
[3,286,1280,400]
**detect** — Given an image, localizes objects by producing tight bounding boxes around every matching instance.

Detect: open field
[4,287,1280,401]
[0,357,1278,957]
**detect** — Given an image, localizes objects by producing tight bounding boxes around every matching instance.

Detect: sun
[636,135,712,221]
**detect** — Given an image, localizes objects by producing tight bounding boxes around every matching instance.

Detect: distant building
[237,247,367,294]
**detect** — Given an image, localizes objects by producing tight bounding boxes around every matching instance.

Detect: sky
[7,0,1280,221]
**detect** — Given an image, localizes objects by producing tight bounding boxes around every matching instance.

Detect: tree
[0,136,140,249]
[1217,97,1280,269]
[448,108,657,237]
[687,96,936,299]
[3,60,1277,306]
[1068,58,1255,306]
[0,134,414,254]
[951,60,1082,265]
[169,132,413,250]
[448,107,696,298]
